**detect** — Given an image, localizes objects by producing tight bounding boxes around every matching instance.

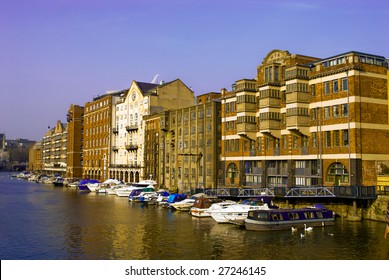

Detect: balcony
[259,97,281,108]
[112,146,118,152]
[237,123,256,134]
[125,144,138,151]
[234,79,257,93]
[259,120,281,131]
[112,128,118,134]
[286,115,310,127]
[286,91,310,104]
[126,125,138,132]
[286,115,310,136]
[236,102,257,113]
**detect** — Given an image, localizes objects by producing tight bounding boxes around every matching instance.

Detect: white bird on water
[300,233,305,239]
[291,227,297,232]
[304,224,313,232]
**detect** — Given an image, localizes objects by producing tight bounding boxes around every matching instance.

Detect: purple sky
[1,0,388,141]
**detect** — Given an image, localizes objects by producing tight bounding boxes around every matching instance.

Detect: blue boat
[245,204,335,231]
[78,179,100,192]
[160,193,187,207]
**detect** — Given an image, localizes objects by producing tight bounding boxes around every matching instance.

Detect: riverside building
[41,120,68,176]
[109,79,195,183]
[66,104,84,179]
[83,92,122,182]
[221,49,389,190]
[144,92,222,192]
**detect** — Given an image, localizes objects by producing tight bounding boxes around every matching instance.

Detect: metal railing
[204,185,378,199]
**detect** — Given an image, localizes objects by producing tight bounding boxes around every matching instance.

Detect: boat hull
[245,219,335,231]
[245,207,335,231]
[190,208,211,218]
[78,185,90,192]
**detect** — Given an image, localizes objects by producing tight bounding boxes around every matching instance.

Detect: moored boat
[244,204,335,231]
[160,193,187,208]
[190,196,224,218]
[77,179,100,192]
[207,197,276,224]
[116,179,157,197]
[53,177,64,187]
[170,198,196,211]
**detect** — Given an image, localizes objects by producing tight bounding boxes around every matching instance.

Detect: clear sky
[0,0,388,141]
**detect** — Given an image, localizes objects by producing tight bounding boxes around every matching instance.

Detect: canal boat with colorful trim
[244,204,335,231]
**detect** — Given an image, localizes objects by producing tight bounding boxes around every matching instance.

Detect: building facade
[66,104,84,179]
[83,92,121,182]
[144,92,222,192]
[109,79,195,183]
[28,142,42,172]
[221,49,389,190]
[41,120,67,176]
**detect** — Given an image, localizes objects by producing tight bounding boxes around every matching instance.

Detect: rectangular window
[341,78,348,91]
[333,105,339,118]
[343,130,349,146]
[324,106,330,119]
[282,135,287,149]
[333,80,339,93]
[311,84,316,96]
[311,108,317,120]
[302,136,308,147]
[312,132,317,148]
[342,104,348,116]
[325,131,331,147]
[274,66,279,81]
[293,136,298,149]
[324,81,330,95]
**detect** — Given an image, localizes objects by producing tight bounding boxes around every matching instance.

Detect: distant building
[28,142,42,172]
[221,49,389,189]
[109,79,195,183]
[66,104,84,179]
[0,134,5,150]
[144,92,222,192]
[41,121,67,176]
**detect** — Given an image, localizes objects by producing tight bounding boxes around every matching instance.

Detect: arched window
[227,163,238,180]
[326,162,349,185]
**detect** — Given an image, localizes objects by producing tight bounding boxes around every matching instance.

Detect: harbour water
[1,172,389,260]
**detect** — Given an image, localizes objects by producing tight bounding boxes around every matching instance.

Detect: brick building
[221,49,389,190]
[66,104,84,179]
[144,92,222,192]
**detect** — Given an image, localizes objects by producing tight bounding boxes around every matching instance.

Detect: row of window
[224,129,349,153]
[85,100,109,113]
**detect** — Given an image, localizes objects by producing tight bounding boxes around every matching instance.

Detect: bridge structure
[204,186,378,200]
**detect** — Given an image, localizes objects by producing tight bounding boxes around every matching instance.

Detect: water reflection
[1,173,389,260]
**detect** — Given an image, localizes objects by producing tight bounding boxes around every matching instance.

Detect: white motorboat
[116,179,157,197]
[208,200,272,224]
[86,182,100,192]
[170,198,196,211]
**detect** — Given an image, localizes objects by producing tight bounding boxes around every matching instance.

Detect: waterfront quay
[1,172,389,260]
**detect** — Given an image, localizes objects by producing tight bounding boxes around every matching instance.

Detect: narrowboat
[245,204,335,231]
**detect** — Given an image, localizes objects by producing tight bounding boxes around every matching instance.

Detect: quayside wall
[272,195,389,223]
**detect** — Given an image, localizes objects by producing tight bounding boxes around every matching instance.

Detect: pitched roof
[135,82,158,93]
